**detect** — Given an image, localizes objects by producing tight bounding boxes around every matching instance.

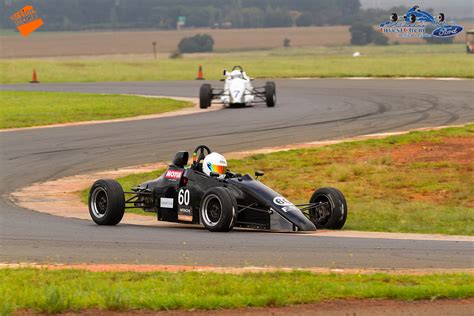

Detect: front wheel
[88,179,125,225]
[265,81,276,107]
[199,84,212,109]
[200,187,236,232]
[308,187,347,229]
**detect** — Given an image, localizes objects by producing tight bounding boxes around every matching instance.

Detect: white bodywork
[220,70,255,105]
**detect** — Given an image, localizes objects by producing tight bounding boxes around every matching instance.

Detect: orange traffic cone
[196,65,205,80]
[30,69,40,83]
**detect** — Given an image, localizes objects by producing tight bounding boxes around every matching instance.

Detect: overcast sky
[360,0,474,19]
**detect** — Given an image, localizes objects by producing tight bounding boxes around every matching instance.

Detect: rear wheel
[308,187,347,230]
[88,179,125,225]
[200,84,212,109]
[200,187,236,232]
[265,81,276,107]
[390,13,398,22]
[409,14,416,23]
[438,13,445,22]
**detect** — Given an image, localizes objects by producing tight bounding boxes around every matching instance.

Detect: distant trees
[296,12,313,27]
[350,23,374,45]
[1,0,364,31]
[350,23,388,46]
[178,34,214,53]
[264,9,293,28]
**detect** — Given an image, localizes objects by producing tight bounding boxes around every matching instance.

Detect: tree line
[2,0,364,31]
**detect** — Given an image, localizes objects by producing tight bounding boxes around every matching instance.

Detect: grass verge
[0,44,472,83]
[0,91,192,129]
[0,269,472,314]
[81,124,474,235]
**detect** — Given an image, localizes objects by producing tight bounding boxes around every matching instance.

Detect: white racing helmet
[230,70,243,79]
[203,152,227,177]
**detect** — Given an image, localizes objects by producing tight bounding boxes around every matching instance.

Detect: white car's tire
[265,82,276,107]
[200,84,212,109]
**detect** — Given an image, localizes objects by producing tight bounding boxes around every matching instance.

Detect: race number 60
[178,189,190,205]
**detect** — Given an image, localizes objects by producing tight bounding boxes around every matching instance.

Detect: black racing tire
[308,187,347,230]
[390,13,398,22]
[409,14,416,23]
[199,84,212,109]
[438,13,445,22]
[88,179,125,225]
[199,187,237,232]
[265,81,276,107]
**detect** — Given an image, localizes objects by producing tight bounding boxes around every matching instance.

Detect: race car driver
[202,152,227,179]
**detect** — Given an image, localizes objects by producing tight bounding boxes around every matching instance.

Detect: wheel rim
[91,187,108,219]
[310,194,333,226]
[202,194,222,226]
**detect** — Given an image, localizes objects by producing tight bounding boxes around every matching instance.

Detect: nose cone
[291,213,317,231]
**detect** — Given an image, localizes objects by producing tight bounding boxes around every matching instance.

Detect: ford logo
[432,25,463,37]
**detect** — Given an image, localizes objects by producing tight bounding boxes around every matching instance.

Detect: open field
[1,268,472,314]
[1,24,473,58]
[0,26,350,58]
[82,125,474,235]
[1,44,473,83]
[0,91,192,129]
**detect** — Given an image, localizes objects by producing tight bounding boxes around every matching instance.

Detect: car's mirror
[255,171,264,177]
[210,172,220,178]
[172,151,189,168]
[223,69,227,76]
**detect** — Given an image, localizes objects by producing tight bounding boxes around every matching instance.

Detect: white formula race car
[199,66,276,109]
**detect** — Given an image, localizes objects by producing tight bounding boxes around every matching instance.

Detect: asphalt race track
[1,79,473,268]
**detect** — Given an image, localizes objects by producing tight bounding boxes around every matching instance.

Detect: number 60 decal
[178,189,190,205]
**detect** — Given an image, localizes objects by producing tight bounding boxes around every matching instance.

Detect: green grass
[0,269,472,314]
[0,29,18,36]
[81,124,474,235]
[0,44,472,83]
[0,91,192,129]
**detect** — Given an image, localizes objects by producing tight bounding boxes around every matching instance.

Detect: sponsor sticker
[160,198,174,209]
[165,170,183,180]
[273,197,292,206]
[178,206,193,221]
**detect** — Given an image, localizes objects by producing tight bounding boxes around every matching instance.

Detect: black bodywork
[123,149,336,232]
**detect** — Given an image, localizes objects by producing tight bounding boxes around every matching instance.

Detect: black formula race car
[88,146,347,232]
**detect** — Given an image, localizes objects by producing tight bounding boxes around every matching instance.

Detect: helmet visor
[208,163,226,174]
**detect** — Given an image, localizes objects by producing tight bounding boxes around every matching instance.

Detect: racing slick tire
[308,187,347,230]
[409,14,416,23]
[200,84,212,109]
[265,81,276,107]
[88,179,125,225]
[200,187,237,232]
[390,13,398,22]
[438,13,445,22]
